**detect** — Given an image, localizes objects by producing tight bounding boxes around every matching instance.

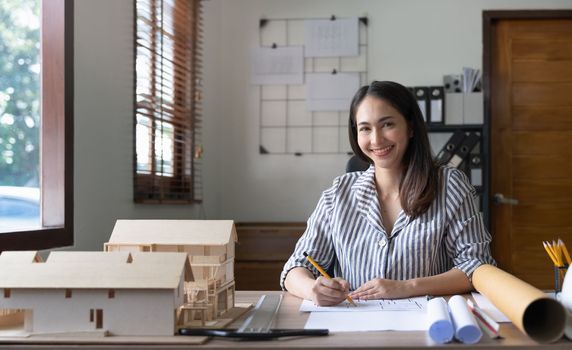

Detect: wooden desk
[209,291,563,349]
[3,291,571,349]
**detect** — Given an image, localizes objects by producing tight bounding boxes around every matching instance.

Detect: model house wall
[4,289,178,335]
[0,251,190,336]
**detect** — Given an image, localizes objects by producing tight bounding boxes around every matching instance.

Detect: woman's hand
[349,278,412,300]
[311,276,350,306]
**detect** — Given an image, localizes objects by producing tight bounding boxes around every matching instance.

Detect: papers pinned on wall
[251,46,304,85]
[306,72,360,111]
[304,18,359,57]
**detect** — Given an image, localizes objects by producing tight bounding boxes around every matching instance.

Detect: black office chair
[346,155,370,173]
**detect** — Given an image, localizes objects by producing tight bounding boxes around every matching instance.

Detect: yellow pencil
[559,238,572,265]
[303,252,356,306]
[546,241,562,266]
[543,241,559,266]
[553,240,564,266]
[552,241,564,266]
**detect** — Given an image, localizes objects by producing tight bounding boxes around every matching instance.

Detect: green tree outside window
[0,0,40,187]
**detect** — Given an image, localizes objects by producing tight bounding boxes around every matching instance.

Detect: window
[0,0,73,250]
[134,0,203,203]
[0,1,40,232]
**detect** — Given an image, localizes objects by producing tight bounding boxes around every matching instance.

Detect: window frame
[0,0,74,250]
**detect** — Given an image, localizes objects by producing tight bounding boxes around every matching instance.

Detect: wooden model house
[0,251,192,336]
[104,220,238,325]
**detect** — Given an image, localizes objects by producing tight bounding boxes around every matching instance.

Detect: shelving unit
[427,123,489,228]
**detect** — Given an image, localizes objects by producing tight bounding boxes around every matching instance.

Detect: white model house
[104,220,238,325]
[0,251,191,336]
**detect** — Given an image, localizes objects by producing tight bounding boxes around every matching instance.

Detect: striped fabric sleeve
[444,168,495,279]
[279,178,338,290]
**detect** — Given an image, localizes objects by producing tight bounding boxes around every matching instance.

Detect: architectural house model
[0,251,192,336]
[104,220,238,326]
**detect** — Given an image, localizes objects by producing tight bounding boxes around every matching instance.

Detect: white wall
[73,0,572,251]
[73,0,219,251]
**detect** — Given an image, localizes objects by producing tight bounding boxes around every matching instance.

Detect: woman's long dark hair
[348,81,439,218]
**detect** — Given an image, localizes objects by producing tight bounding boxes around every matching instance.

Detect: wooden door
[488,14,572,288]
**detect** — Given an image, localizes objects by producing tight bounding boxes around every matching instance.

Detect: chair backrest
[346,155,370,173]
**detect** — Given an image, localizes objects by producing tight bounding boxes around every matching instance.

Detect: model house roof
[0,250,42,263]
[0,251,192,289]
[47,251,132,263]
[107,220,238,246]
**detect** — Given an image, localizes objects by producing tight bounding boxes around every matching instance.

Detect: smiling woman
[281,81,495,306]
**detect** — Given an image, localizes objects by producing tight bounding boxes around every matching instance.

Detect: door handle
[493,193,519,205]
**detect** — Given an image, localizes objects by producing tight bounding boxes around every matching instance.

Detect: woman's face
[355,96,411,171]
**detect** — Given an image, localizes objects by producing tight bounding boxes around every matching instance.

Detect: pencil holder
[554,265,569,294]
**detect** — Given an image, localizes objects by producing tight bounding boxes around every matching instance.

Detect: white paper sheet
[300,297,427,312]
[251,46,304,85]
[304,18,359,57]
[304,310,427,332]
[306,73,359,111]
[471,292,510,323]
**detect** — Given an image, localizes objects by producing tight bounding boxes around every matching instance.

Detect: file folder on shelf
[469,153,482,190]
[443,74,463,93]
[414,87,429,122]
[429,86,444,124]
[435,130,466,165]
[445,93,463,125]
[449,132,480,168]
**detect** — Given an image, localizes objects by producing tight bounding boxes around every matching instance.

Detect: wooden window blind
[134,0,203,203]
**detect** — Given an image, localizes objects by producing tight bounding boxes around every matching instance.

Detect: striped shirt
[280,165,495,291]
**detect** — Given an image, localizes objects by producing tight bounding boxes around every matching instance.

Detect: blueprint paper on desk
[304,310,427,332]
[471,292,510,323]
[300,297,427,312]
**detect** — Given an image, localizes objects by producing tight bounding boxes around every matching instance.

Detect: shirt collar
[351,165,384,233]
[351,165,411,236]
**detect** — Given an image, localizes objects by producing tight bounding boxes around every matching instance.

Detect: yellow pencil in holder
[543,241,559,266]
[559,238,572,265]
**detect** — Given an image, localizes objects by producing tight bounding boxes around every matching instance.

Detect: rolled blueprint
[448,295,482,344]
[472,264,566,343]
[427,297,454,343]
